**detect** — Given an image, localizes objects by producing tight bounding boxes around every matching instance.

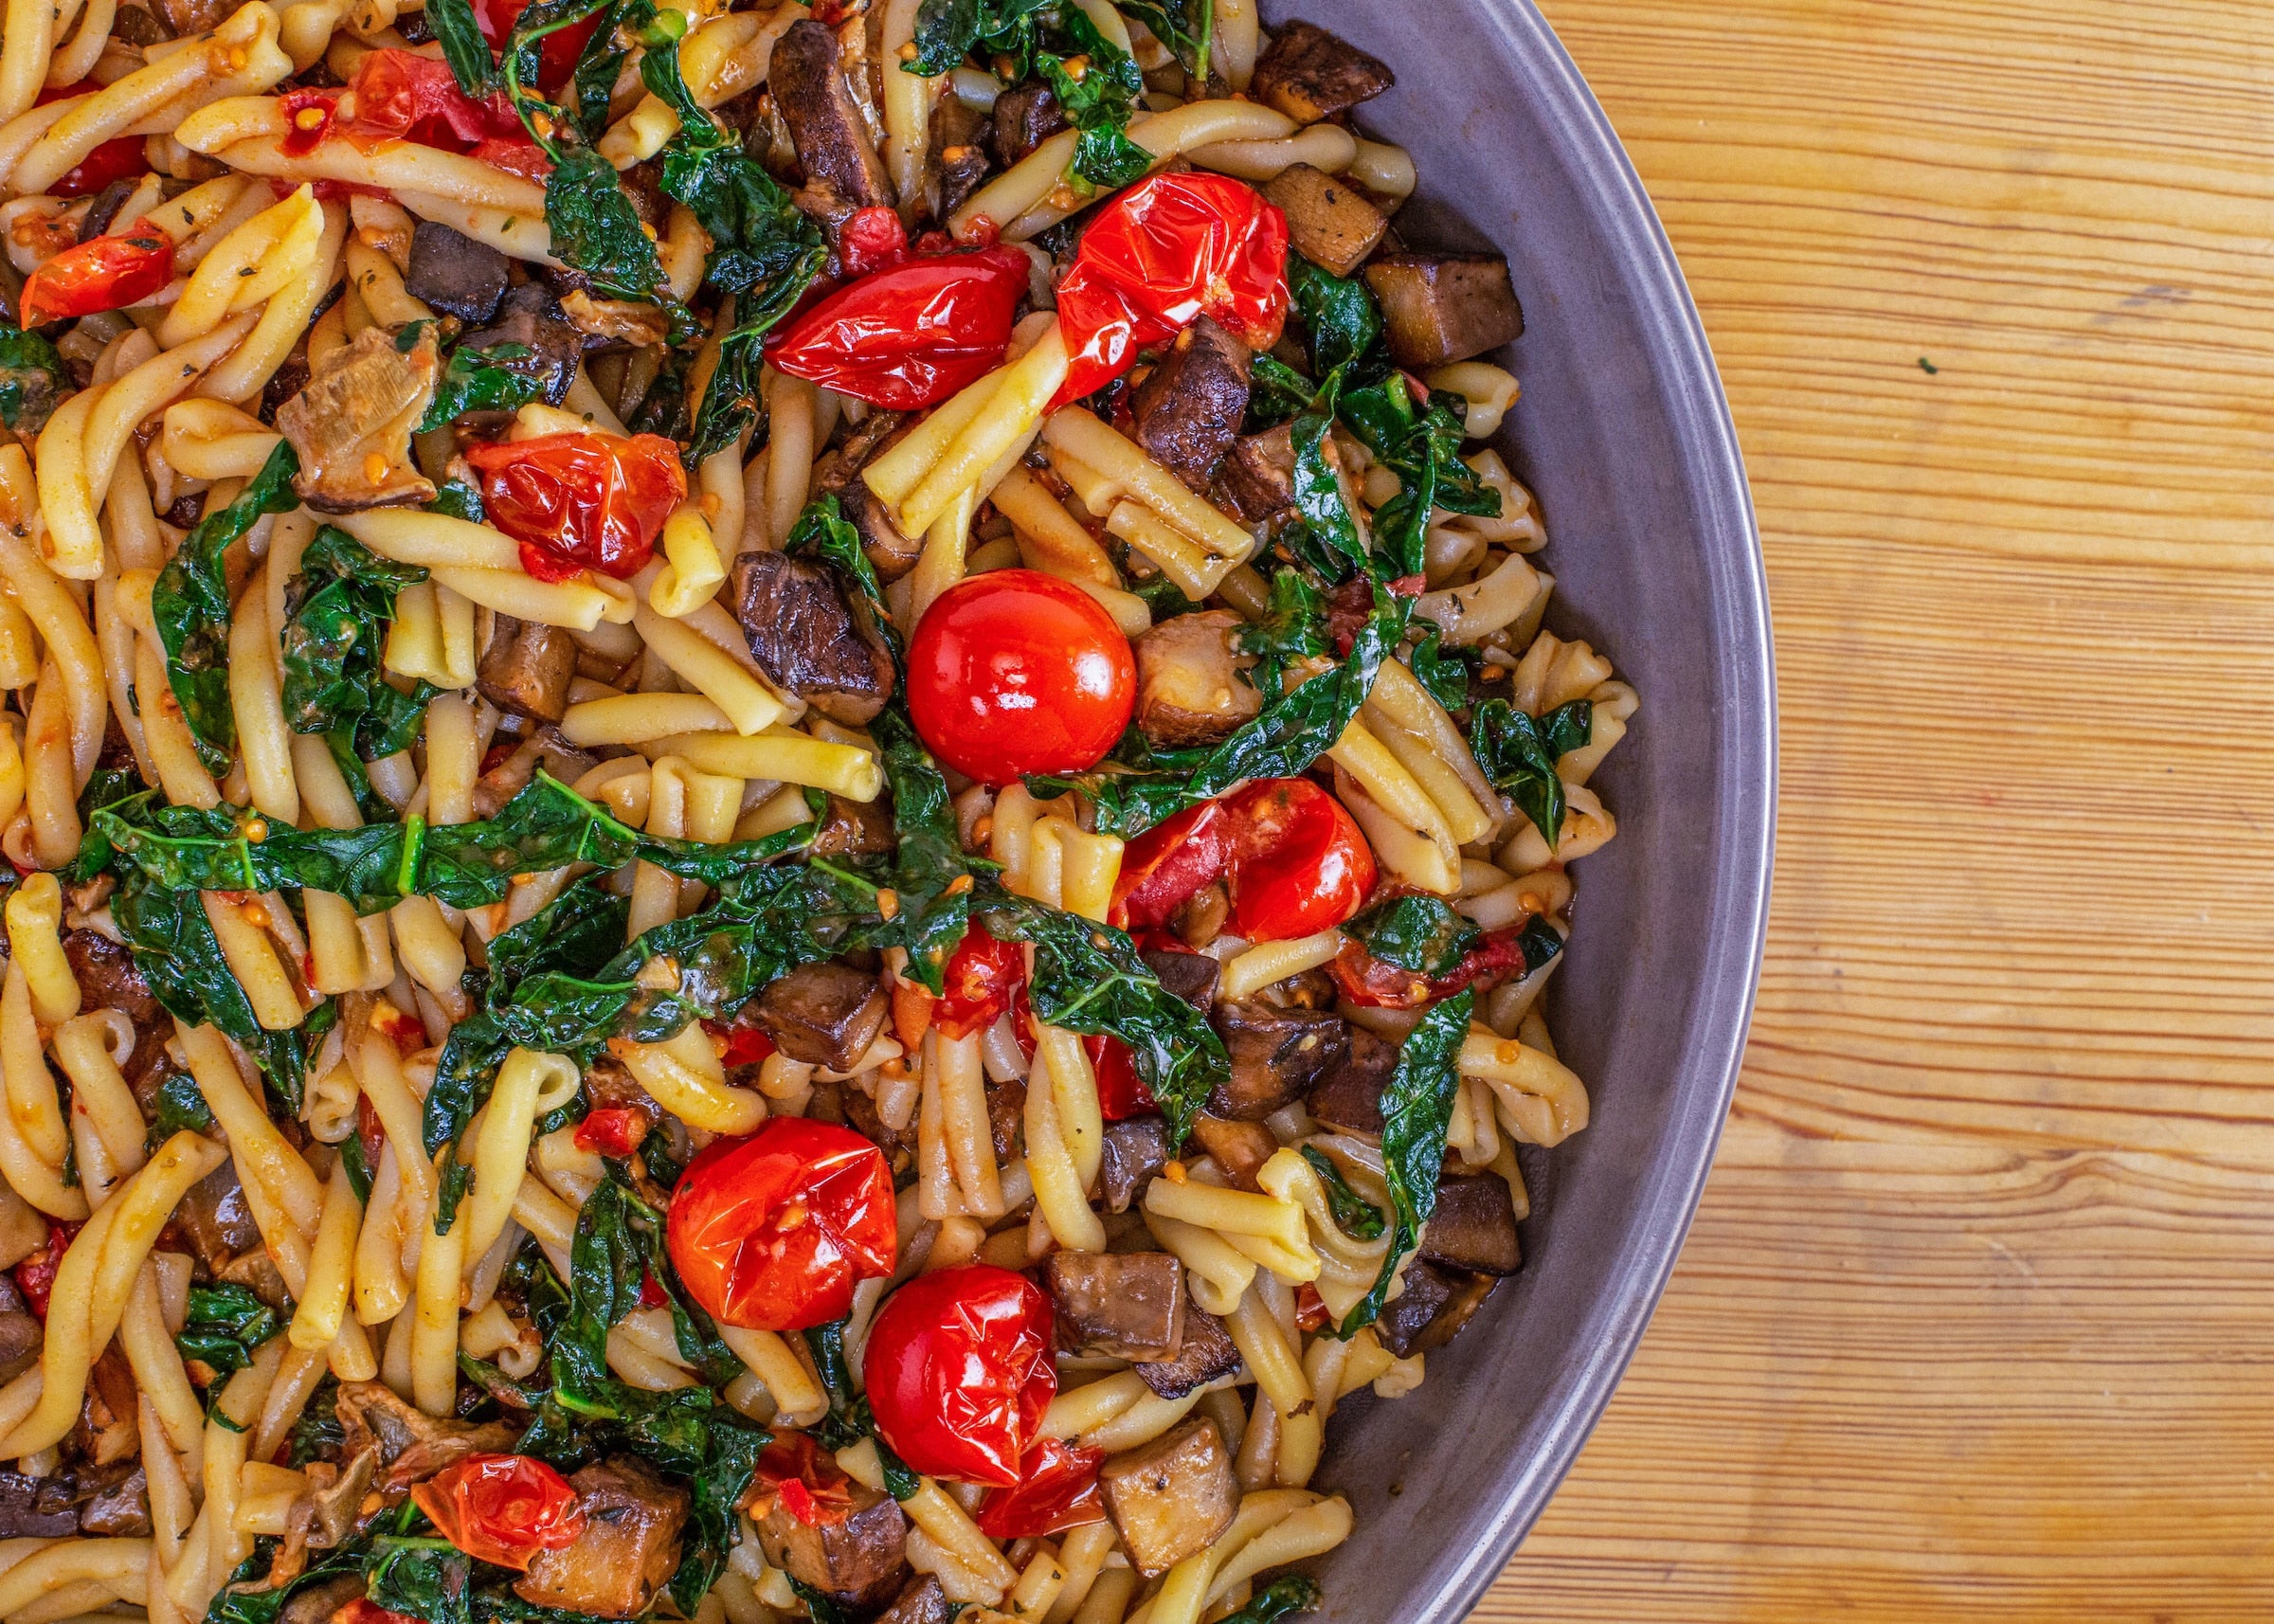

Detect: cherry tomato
[18,219,171,329]
[465,432,686,581]
[410,1453,586,1571]
[11,1222,76,1319]
[1221,778,1373,941]
[470,0,600,90]
[1082,1033,1155,1121]
[703,1001,780,1067]
[767,247,1030,410]
[838,205,910,278]
[933,927,1026,1040]
[335,1599,420,1624]
[666,1118,897,1331]
[907,569,1135,783]
[1051,172,1290,406]
[1293,1283,1329,1333]
[34,85,148,198]
[1329,922,1544,1010]
[1110,800,1231,931]
[863,1264,1056,1487]
[573,1106,650,1159]
[468,135,553,181]
[972,1438,1107,1539]
[345,49,518,151]
[278,87,340,156]
[750,1433,858,1527]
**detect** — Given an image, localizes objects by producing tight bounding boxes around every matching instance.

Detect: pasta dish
[0,4,1635,1624]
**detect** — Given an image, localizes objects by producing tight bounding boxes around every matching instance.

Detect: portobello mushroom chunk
[1097,1417,1237,1576]
[1262,163,1389,278]
[514,1458,689,1619]
[1131,609,1263,749]
[1139,947,1220,1011]
[1249,21,1394,123]
[1130,317,1252,493]
[1187,1115,1276,1192]
[1133,1303,1239,1399]
[990,82,1067,168]
[1304,1025,1396,1135]
[0,1276,39,1383]
[811,794,895,858]
[79,1464,151,1536]
[1375,1258,1497,1359]
[475,612,577,724]
[276,323,441,513]
[1419,1172,1522,1276]
[0,1471,78,1538]
[815,441,924,583]
[986,1074,1025,1163]
[61,928,166,1085]
[172,1160,265,1277]
[755,1476,907,1610]
[873,1575,950,1624]
[1206,1002,1349,1121]
[333,1380,519,1496]
[155,0,231,36]
[78,178,139,244]
[1362,253,1525,370]
[561,289,672,347]
[1100,1117,1172,1214]
[1213,424,1297,526]
[932,94,995,218]
[770,20,895,229]
[404,219,508,323]
[280,1575,366,1624]
[731,550,897,726]
[461,282,587,407]
[1045,1250,1185,1362]
[749,963,889,1071]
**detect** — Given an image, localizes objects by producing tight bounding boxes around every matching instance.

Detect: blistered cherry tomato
[973,1438,1107,1540]
[703,1001,780,1067]
[933,927,1026,1040]
[864,1264,1056,1487]
[347,50,514,149]
[573,1106,650,1159]
[1082,1033,1155,1121]
[750,1433,857,1528]
[907,569,1135,783]
[18,219,171,329]
[1110,800,1231,931]
[465,432,686,582]
[1051,172,1289,406]
[334,1599,420,1624]
[469,135,552,181]
[11,1222,76,1319]
[1329,922,1543,1010]
[1221,779,1373,941]
[666,1118,897,1331]
[838,205,910,278]
[767,247,1029,409]
[410,1453,585,1571]
[469,0,600,89]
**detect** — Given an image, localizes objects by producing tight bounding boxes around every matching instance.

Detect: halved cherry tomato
[11,1222,77,1320]
[1110,800,1231,932]
[973,1438,1106,1539]
[1051,171,1290,406]
[465,432,686,582]
[703,1002,779,1067]
[573,1106,650,1159]
[346,50,515,149]
[933,927,1026,1040]
[470,0,601,91]
[749,1433,858,1527]
[410,1453,586,1571]
[1083,1033,1154,1121]
[864,1264,1056,1487]
[34,85,148,197]
[666,1118,897,1331]
[907,569,1135,783]
[767,246,1029,410]
[1221,778,1373,941]
[1329,922,1543,1010]
[18,219,171,329]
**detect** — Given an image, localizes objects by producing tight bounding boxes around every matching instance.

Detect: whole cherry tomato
[410,1453,586,1571]
[1051,171,1290,406]
[18,219,171,329]
[933,927,1026,1040]
[573,1106,650,1159]
[973,1438,1107,1540]
[1082,1033,1155,1121]
[1110,800,1231,931]
[34,85,148,197]
[864,1264,1056,1487]
[465,432,686,581]
[767,247,1030,409]
[1221,778,1374,941]
[837,205,910,278]
[907,569,1135,783]
[666,1118,897,1331]
[469,0,600,89]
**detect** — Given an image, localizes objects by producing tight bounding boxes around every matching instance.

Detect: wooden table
[1474,2,2274,1617]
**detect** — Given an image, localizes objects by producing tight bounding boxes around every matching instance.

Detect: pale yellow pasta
[631,604,785,734]
[1045,408,1255,557]
[1460,1028,1591,1146]
[1426,362,1521,440]
[1143,1209,1254,1316]
[158,399,282,480]
[289,1160,361,1352]
[127,1265,204,1472]
[651,505,727,617]
[194,129,547,217]
[608,1024,767,1136]
[1346,136,1416,199]
[1326,720,1460,889]
[1414,550,1545,645]
[1217,929,1345,1002]
[560,692,732,748]
[157,185,323,348]
[4,874,75,1025]
[1024,1056,1105,1253]
[1148,1169,1319,1284]
[953,100,1293,239]
[1185,122,1356,182]
[992,464,1119,587]
[410,1162,469,1416]
[649,727,882,801]
[0,964,85,1219]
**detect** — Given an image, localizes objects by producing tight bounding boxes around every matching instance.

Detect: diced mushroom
[1187,1115,1276,1192]
[462,282,588,407]
[986,1075,1024,1163]
[1213,424,1297,526]
[405,219,509,324]
[873,1574,949,1624]
[1375,1259,1497,1359]
[562,289,671,348]
[770,20,895,229]
[1131,610,1263,750]
[333,1380,519,1497]
[1305,1025,1394,1135]
[932,95,995,218]
[297,1447,376,1549]
[78,178,138,244]
[1140,947,1219,1011]
[476,612,578,725]
[1045,1250,1185,1362]
[280,1576,365,1624]
[1249,21,1394,123]
[751,963,889,1071]
[61,929,165,1086]
[1363,254,1525,370]
[1419,1173,1521,1276]
[1100,1117,1172,1214]
[811,794,894,858]
[515,1458,689,1619]
[840,474,924,584]
[79,1464,151,1536]
[0,1471,78,1537]
[108,4,170,45]
[155,0,230,35]
[172,1160,265,1277]
[1263,164,1389,279]
[731,550,897,727]
[1097,1417,1238,1576]
[0,1276,40,1383]
[990,82,1067,168]
[755,1477,908,1609]
[78,1345,138,1466]
[1131,317,1252,493]
[1206,1002,1349,1121]
[1133,1304,1239,1399]
[276,324,441,513]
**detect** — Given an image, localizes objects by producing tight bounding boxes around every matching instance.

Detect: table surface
[1470,1,2274,1618]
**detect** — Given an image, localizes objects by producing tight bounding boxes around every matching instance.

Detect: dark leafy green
[420,337,545,431]
[543,147,669,302]
[903,0,1055,75]
[1038,10,1152,190]
[0,327,66,432]
[1300,1145,1384,1241]
[1234,568,1328,699]
[1218,1576,1322,1624]
[1468,696,1591,846]
[426,0,495,95]
[206,1538,373,1624]
[1406,623,1476,712]
[148,1065,215,1148]
[286,1375,342,1467]
[1284,372,1370,581]
[1289,253,1383,379]
[367,1538,473,1624]
[1343,894,1481,979]
[1339,371,1496,578]
[177,1282,284,1379]
[1116,0,1211,78]
[429,478,485,524]
[279,525,434,821]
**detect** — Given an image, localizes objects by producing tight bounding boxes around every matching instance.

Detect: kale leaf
[1339,371,1497,579]
[904,0,1056,76]
[1217,1576,1322,1624]
[1468,695,1592,847]
[177,1282,285,1380]
[1289,252,1384,380]
[1234,568,1328,700]
[1342,893,1481,979]
[1405,623,1476,712]
[419,336,546,431]
[1038,9,1153,190]
[1115,0,1211,79]
[0,326,66,432]
[279,525,435,821]
[543,147,671,303]
[425,0,496,98]
[1300,1145,1384,1241]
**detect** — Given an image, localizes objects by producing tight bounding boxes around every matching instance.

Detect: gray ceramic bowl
[1275,2,1776,1618]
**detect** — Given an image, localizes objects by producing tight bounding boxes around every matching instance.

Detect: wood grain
[1475,1,2274,1616]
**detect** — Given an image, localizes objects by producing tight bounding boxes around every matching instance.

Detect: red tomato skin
[1108,800,1231,930]
[1082,1033,1156,1121]
[666,1119,897,1331]
[335,1599,420,1624]
[1221,779,1375,941]
[838,205,910,278]
[973,1438,1107,1539]
[1329,922,1538,1010]
[464,432,687,581]
[469,0,598,87]
[906,569,1136,784]
[1051,172,1290,406]
[345,50,519,150]
[410,1453,586,1571]
[864,1264,1056,1487]
[10,1222,76,1319]
[932,928,1027,1040]
[18,220,171,328]
[767,248,1030,409]
[573,1106,649,1159]
[751,1433,858,1527]
[28,88,144,196]
[702,1005,779,1067]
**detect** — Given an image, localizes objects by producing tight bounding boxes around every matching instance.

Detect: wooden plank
[1471,0,2274,1615]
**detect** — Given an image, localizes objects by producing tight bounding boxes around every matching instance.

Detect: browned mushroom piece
[1097,1417,1238,1576]
[61,929,166,1086]
[1374,1258,1498,1359]
[561,289,673,347]
[985,1074,1025,1162]
[276,323,441,512]
[1212,424,1298,526]
[1248,20,1395,123]
[1305,1024,1396,1135]
[1100,1117,1173,1214]
[1133,1303,1240,1399]
[749,963,889,1071]
[1187,1115,1277,1191]
[755,1474,908,1609]
[461,282,588,406]
[404,218,508,323]
[1362,253,1525,370]
[155,0,232,35]
[1045,1250,1186,1361]
[1206,1001,1349,1120]
[815,448,925,585]
[280,1575,366,1624]
[1419,1172,1522,1276]
[990,82,1068,168]
[1263,163,1390,278]
[1131,610,1264,749]
[78,1464,151,1536]
[1140,947,1220,1011]
[932,94,995,218]
[1130,316,1253,493]
[172,1160,266,1277]
[514,1458,689,1619]
[731,550,897,726]
[810,794,895,858]
[0,1276,40,1384]
[770,20,895,230]
[333,1380,520,1497]
[475,612,578,724]
[872,1574,950,1624]
[0,1471,78,1538]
